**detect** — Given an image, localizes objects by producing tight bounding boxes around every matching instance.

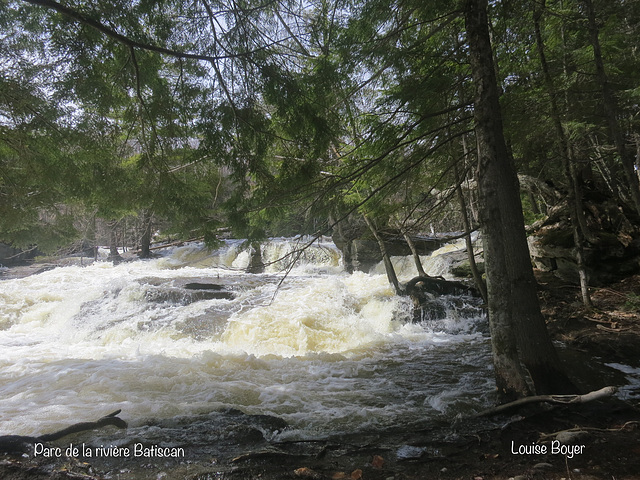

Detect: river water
[0,238,494,447]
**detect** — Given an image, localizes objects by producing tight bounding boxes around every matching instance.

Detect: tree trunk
[107,220,123,263]
[403,232,427,278]
[139,210,153,259]
[464,0,575,398]
[533,1,592,308]
[458,141,487,303]
[363,214,401,294]
[246,241,265,274]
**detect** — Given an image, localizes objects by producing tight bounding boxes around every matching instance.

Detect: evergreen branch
[128,46,166,173]
[22,0,265,62]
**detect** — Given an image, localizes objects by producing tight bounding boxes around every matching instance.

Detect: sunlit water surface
[0,239,494,442]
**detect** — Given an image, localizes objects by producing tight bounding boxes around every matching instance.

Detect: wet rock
[0,435,38,454]
[408,287,486,325]
[405,275,479,297]
[218,408,288,436]
[223,424,266,444]
[175,312,231,339]
[144,287,234,305]
[396,445,427,460]
[450,260,485,278]
[184,282,226,290]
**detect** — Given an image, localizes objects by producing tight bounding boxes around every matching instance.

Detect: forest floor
[1,270,639,480]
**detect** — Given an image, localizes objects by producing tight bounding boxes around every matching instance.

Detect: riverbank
[1,268,639,479]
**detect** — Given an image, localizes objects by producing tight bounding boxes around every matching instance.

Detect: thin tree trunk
[590,135,622,198]
[403,232,427,277]
[583,0,640,216]
[330,212,355,273]
[107,220,123,263]
[139,210,153,259]
[364,214,401,294]
[454,159,487,303]
[533,1,592,308]
[465,0,575,398]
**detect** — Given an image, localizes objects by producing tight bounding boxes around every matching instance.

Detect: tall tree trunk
[464,0,575,398]
[533,1,592,308]
[582,0,640,216]
[363,214,401,294]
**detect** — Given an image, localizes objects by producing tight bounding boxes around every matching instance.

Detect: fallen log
[475,386,617,417]
[0,410,127,455]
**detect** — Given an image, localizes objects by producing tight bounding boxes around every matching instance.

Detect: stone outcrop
[527,194,640,285]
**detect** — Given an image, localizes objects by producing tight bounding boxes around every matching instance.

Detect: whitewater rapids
[0,238,493,441]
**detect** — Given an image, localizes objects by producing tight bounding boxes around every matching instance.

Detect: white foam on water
[370,238,469,281]
[0,240,492,439]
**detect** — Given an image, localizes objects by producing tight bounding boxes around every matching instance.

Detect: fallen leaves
[295,466,364,479]
[294,467,322,479]
[371,454,384,469]
[294,453,385,479]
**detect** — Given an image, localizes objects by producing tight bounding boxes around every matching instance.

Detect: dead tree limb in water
[0,410,127,454]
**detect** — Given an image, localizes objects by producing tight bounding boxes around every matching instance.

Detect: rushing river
[0,238,494,445]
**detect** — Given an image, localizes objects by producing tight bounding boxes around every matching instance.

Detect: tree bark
[364,214,401,294]
[464,0,576,398]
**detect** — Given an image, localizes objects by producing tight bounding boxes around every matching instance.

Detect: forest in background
[2,0,640,399]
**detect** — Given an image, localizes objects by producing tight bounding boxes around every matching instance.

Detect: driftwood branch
[475,386,617,417]
[0,410,127,454]
[538,420,640,442]
[38,410,127,442]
